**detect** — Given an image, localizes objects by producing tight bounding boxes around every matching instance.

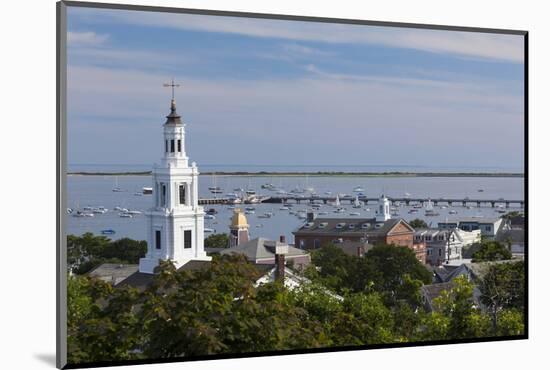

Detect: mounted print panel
[57,1,527,368]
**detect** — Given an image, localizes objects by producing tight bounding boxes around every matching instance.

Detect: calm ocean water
[67,173,524,244]
[68,163,524,174]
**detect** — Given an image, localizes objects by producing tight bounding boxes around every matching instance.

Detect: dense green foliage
[68,233,147,274]
[408,219,429,229]
[67,244,525,365]
[204,233,230,248]
[478,261,525,331]
[307,244,431,306]
[472,240,512,262]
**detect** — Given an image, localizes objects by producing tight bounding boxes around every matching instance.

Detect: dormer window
[318,222,328,229]
[304,222,314,229]
[336,223,346,229]
[349,224,356,229]
[362,223,371,229]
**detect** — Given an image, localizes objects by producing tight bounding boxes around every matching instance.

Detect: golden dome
[231,208,249,228]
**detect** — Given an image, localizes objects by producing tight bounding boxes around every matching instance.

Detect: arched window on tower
[179,184,186,205]
[177,139,181,153]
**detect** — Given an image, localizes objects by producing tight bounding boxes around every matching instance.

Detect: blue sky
[66,6,525,171]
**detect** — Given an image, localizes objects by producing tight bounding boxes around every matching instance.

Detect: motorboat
[333,207,346,214]
[233,187,244,192]
[353,186,365,193]
[73,211,94,217]
[245,206,256,211]
[101,229,116,235]
[92,206,108,214]
[245,210,255,215]
[279,206,290,211]
[205,214,216,220]
[66,208,73,214]
[125,210,142,215]
[206,208,218,215]
[349,212,361,216]
[119,213,132,218]
[408,209,419,214]
[449,210,458,215]
[258,212,273,219]
[204,228,215,233]
[133,192,143,196]
[142,187,153,195]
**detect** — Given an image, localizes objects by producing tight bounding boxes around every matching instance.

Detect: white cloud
[67,31,109,46]
[71,8,524,63]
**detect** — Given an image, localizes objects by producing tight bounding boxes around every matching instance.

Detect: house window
[438,249,442,256]
[184,230,192,249]
[165,140,168,153]
[170,139,175,153]
[485,226,492,232]
[314,239,321,249]
[155,230,161,250]
[299,239,305,249]
[177,139,181,153]
[179,184,186,205]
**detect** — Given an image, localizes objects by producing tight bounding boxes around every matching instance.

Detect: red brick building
[293,217,425,263]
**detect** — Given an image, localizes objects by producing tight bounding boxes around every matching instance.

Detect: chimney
[274,237,289,282]
[307,211,316,222]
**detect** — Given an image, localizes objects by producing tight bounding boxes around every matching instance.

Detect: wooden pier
[260,195,524,208]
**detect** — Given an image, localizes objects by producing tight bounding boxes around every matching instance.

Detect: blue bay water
[67,174,524,244]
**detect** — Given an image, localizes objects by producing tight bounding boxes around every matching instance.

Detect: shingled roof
[293,217,411,236]
[219,237,309,261]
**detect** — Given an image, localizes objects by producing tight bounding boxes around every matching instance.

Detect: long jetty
[199,195,523,208]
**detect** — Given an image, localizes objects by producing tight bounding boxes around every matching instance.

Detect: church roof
[219,237,309,261]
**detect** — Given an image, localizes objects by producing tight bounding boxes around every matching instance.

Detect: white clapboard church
[138,81,211,274]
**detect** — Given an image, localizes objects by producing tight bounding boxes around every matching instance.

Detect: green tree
[408,219,428,229]
[478,261,525,332]
[431,276,491,339]
[204,233,230,248]
[472,240,512,262]
[364,245,432,305]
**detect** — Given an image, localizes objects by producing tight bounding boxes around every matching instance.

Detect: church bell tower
[139,80,211,274]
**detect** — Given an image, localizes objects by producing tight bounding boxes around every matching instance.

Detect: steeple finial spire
[163,77,180,101]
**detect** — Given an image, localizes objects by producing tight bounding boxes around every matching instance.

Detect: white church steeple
[139,80,211,274]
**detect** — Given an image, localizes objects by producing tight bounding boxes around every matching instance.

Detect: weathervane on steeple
[163,78,180,100]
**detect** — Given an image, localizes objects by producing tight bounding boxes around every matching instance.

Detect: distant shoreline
[67,171,524,178]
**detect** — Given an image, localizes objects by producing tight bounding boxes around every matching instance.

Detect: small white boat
[205,214,216,220]
[125,210,142,215]
[234,187,244,192]
[142,187,153,195]
[66,208,73,214]
[325,191,332,195]
[258,212,273,219]
[73,211,94,217]
[204,228,215,233]
[119,213,133,218]
[449,210,458,214]
[425,199,440,216]
[245,206,256,211]
[245,210,255,215]
[92,207,108,214]
[353,186,365,193]
[404,192,411,198]
[349,212,361,216]
[279,206,290,210]
[333,207,346,214]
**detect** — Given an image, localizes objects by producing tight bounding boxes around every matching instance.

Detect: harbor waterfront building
[139,94,210,274]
